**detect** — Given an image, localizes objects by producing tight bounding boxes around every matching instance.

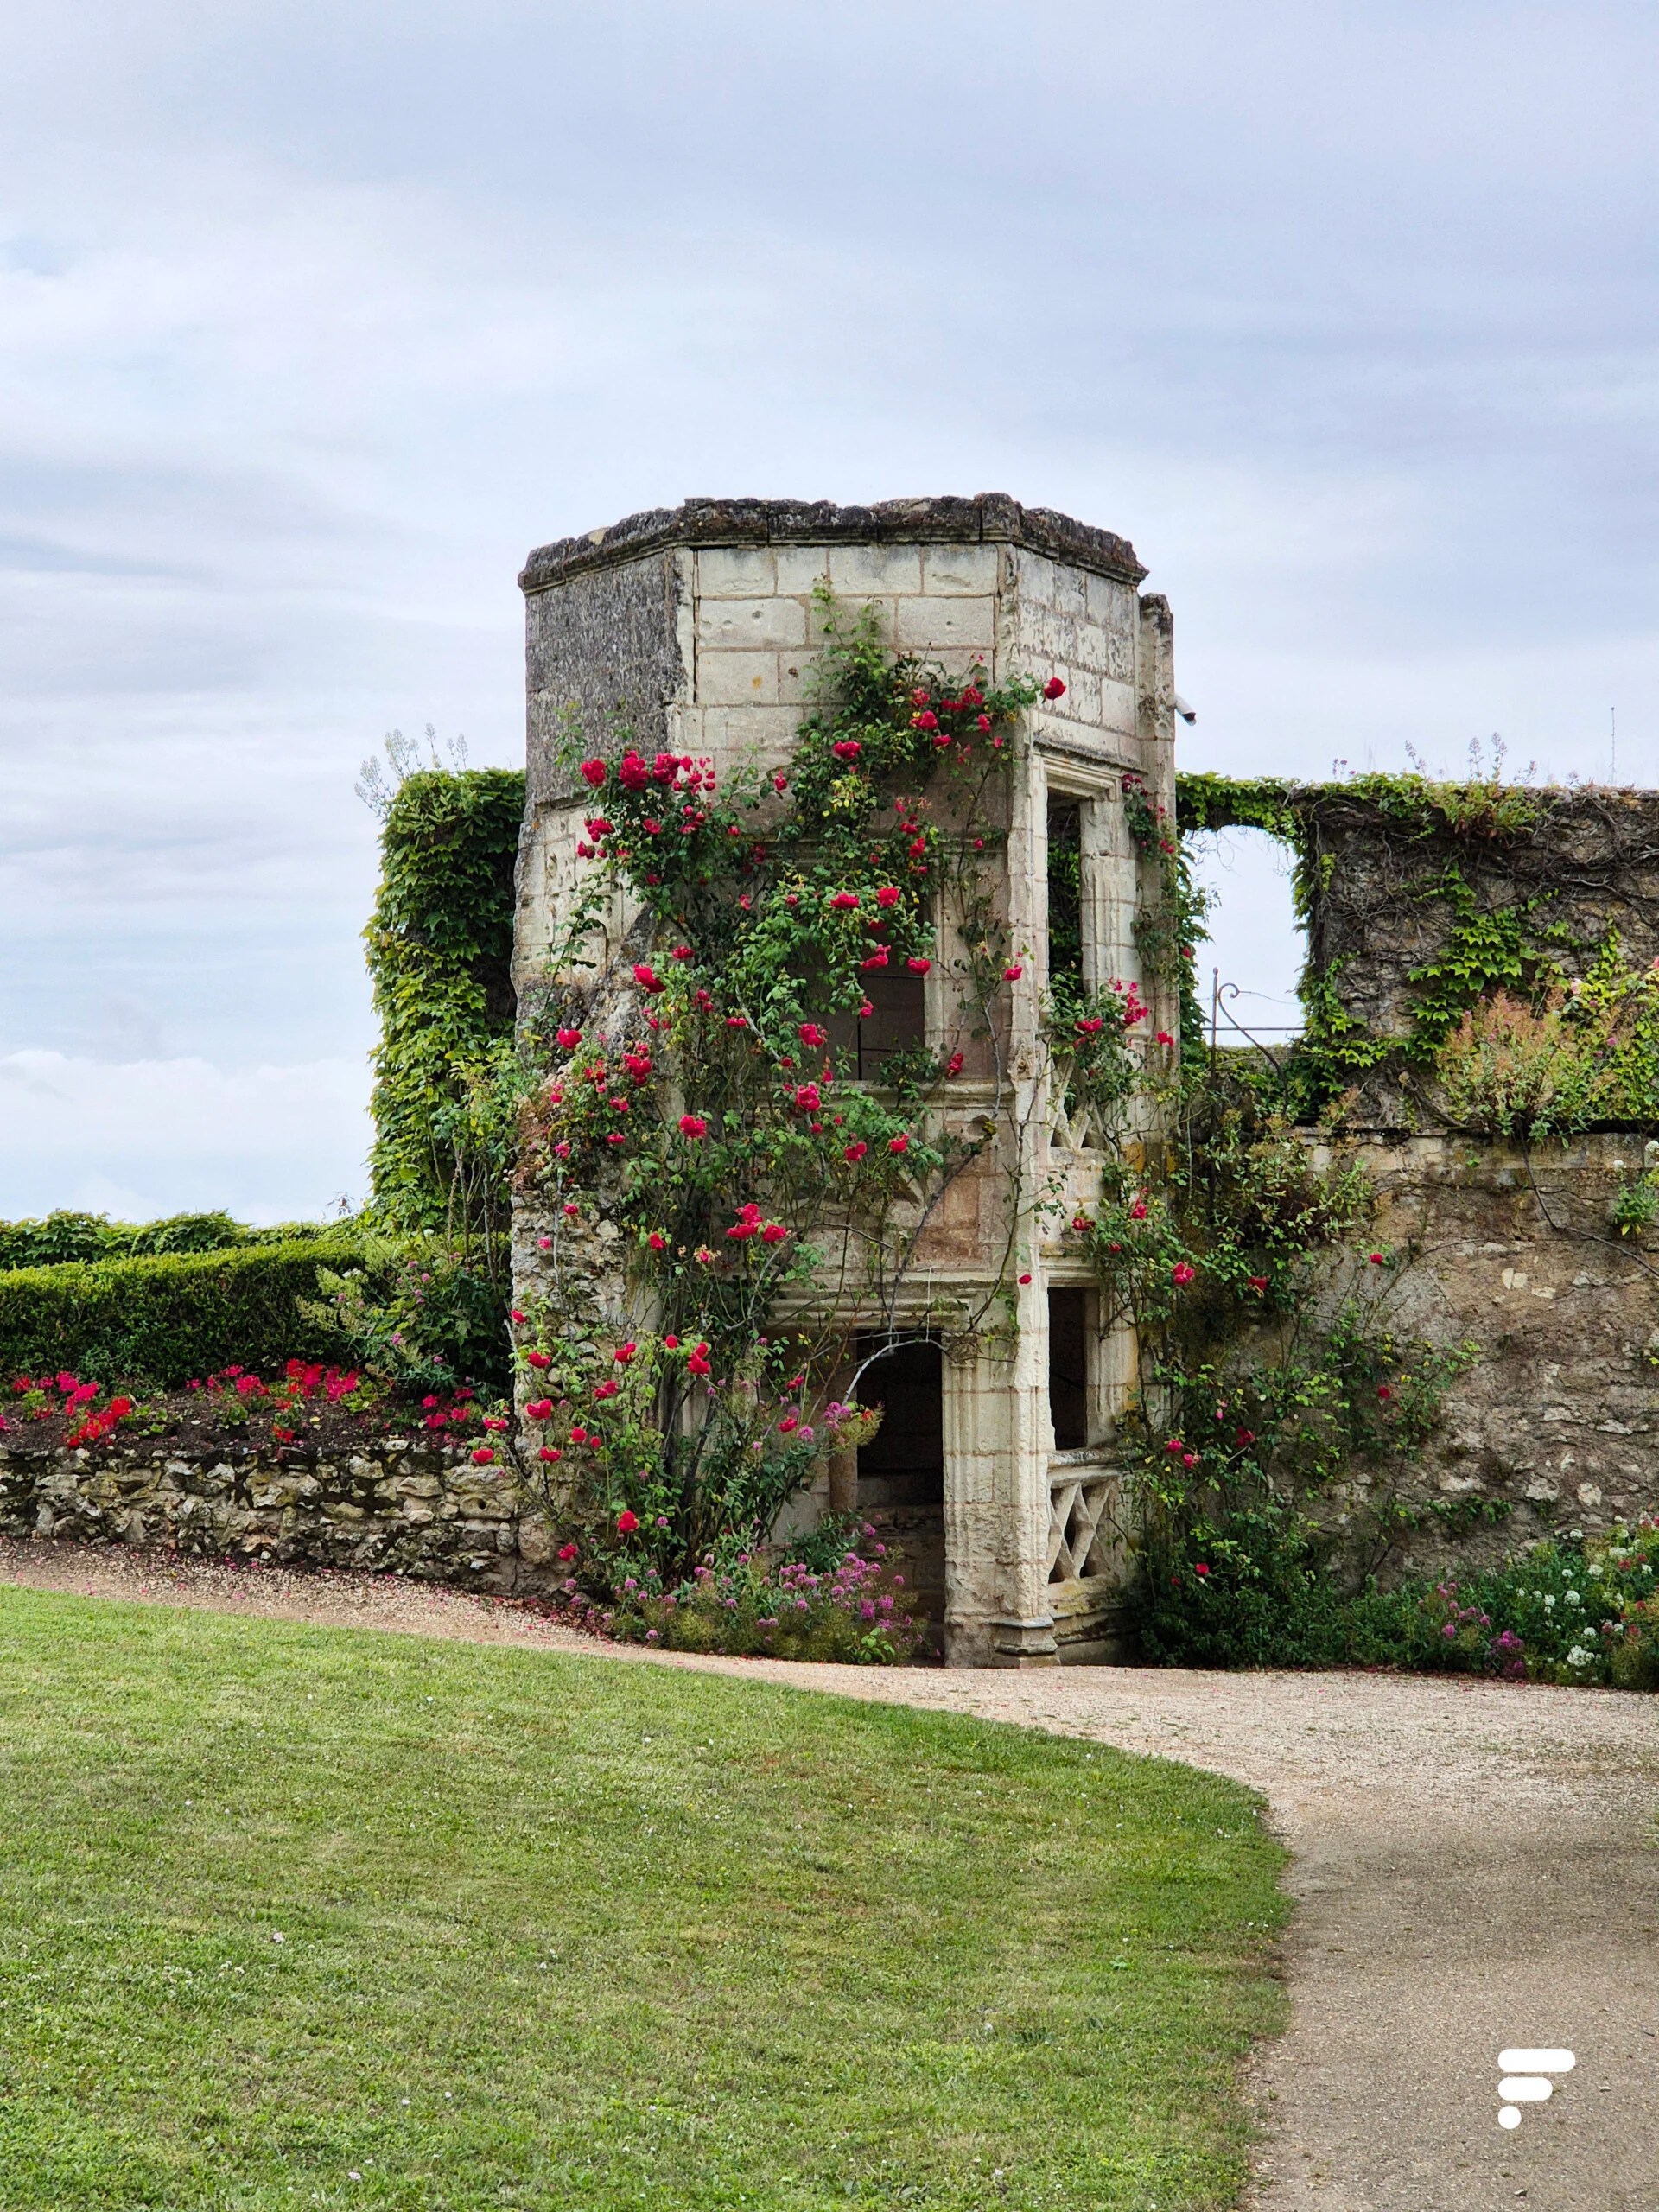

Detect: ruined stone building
[510,495,1659,1665]
[510,497,1179,1664]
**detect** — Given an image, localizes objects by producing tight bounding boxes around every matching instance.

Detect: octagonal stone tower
[513,495,1178,1665]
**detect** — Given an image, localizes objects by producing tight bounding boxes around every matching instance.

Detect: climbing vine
[513,594,1063,1588]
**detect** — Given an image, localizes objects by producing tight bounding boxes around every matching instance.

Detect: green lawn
[0,1589,1286,2210]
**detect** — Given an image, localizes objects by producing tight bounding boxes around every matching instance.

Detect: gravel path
[3,1540,1655,2210]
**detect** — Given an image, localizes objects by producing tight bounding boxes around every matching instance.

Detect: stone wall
[1300,786,1659,1125]
[0,1435,562,1595]
[1308,1133,1659,1575]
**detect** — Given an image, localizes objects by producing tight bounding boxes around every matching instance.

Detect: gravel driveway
[3,1541,1655,2211]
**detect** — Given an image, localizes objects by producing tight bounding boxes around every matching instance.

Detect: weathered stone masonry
[0,1438,563,1596]
[512,496,1179,1667]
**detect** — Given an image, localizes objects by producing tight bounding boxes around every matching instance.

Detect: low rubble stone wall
[0,1435,562,1596]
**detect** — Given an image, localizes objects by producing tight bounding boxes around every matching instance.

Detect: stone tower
[512,496,1178,1664]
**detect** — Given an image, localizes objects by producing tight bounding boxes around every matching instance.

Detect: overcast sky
[3,2,1656,1218]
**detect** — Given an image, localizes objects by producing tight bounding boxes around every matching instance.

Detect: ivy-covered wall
[1179,773,1659,1129]
[365,768,525,1229]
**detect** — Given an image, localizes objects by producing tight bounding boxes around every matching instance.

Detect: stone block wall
[0,1437,562,1596]
[1307,1133,1659,1574]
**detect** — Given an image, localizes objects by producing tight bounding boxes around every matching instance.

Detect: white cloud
[1,3,1656,1214]
[0,1052,370,1223]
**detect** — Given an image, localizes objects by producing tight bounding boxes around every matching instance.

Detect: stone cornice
[519,494,1147,595]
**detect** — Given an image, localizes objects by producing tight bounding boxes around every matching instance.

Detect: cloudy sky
[3,2,1656,1219]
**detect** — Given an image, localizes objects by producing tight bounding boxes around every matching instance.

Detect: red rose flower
[616,1509,639,1535]
[1042,677,1066,700]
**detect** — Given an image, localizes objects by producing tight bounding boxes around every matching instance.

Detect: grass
[0,1589,1287,2210]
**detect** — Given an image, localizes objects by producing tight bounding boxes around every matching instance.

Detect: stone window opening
[1046,1285,1093,1451]
[1046,794,1086,1014]
[1185,823,1306,1047]
[854,1334,946,1639]
[823,969,928,1078]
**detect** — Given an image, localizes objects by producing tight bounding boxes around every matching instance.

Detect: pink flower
[633,963,664,994]
[906,956,931,974]
[526,1350,551,1370]
[832,740,861,760]
[671,943,694,962]
[471,1447,496,1465]
[1042,677,1066,700]
[525,1398,553,1420]
[799,1022,827,1046]
[647,1231,667,1251]
[539,1446,563,1464]
[1004,964,1023,981]
[912,709,939,731]
[557,1541,579,1560]
[861,947,889,970]
[760,1223,788,1243]
[793,1083,821,1112]
[556,1026,582,1049]
[945,1050,963,1077]
[678,1114,708,1137]
[579,758,607,786]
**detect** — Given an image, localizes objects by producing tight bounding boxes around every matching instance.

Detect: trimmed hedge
[0,1210,339,1273]
[0,1239,370,1389]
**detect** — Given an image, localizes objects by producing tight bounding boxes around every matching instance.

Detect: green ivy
[365,767,525,1234]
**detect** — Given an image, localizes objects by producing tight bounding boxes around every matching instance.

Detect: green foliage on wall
[1175,770,1659,1134]
[0,1239,369,1389]
[365,768,526,1233]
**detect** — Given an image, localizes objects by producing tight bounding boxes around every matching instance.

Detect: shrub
[0,1210,335,1272]
[0,1239,370,1390]
[1125,1502,1418,1671]
[609,1541,924,1663]
[1126,1510,1659,1689]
